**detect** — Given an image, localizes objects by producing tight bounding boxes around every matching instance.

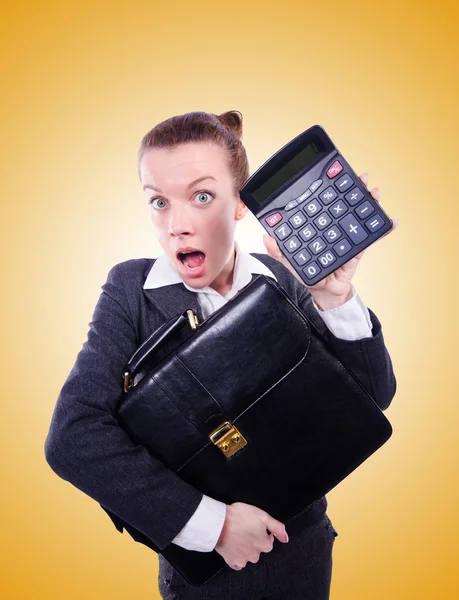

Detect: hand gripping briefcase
[112,274,392,586]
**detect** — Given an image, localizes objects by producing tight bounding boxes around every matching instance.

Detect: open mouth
[177,250,206,270]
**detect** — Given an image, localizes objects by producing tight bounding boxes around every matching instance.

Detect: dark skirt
[158,505,338,600]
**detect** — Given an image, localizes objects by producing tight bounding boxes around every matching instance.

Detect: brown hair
[137,110,250,193]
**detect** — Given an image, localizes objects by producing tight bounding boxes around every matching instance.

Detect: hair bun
[216,110,243,141]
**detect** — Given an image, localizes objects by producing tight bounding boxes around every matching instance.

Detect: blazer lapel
[142,273,260,328]
[142,283,205,324]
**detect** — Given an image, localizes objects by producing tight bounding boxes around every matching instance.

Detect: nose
[167,204,195,237]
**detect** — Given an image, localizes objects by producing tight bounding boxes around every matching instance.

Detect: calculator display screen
[252,142,322,204]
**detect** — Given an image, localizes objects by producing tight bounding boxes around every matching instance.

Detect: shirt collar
[143,240,278,297]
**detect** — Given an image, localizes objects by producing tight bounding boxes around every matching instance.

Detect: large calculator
[240,125,393,286]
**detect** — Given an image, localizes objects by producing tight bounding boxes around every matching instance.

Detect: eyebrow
[142,175,217,193]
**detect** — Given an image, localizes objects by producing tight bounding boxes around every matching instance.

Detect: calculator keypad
[308,237,326,255]
[355,201,374,219]
[295,189,312,204]
[333,238,352,256]
[303,261,322,279]
[288,211,307,229]
[334,174,354,192]
[293,249,311,265]
[299,224,317,242]
[324,226,342,243]
[365,213,384,232]
[274,222,292,240]
[319,187,338,204]
[329,200,348,218]
[309,179,323,193]
[285,199,299,211]
[284,235,301,253]
[339,214,368,244]
[266,165,387,284]
[345,187,364,205]
[318,250,337,268]
[313,212,333,230]
[326,160,343,178]
[266,213,283,227]
[305,200,321,217]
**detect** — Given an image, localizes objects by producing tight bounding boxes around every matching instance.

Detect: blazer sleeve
[297,285,397,412]
[44,263,204,551]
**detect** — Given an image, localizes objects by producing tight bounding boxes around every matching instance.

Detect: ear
[235,197,249,221]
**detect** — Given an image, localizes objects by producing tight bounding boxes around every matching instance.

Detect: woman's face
[139,141,248,295]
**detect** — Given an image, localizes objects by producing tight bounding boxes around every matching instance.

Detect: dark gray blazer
[44,253,396,552]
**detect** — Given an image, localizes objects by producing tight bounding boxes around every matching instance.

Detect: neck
[209,245,237,297]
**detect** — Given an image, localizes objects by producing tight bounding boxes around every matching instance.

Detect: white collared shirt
[143,240,278,319]
[143,240,373,552]
[144,240,373,337]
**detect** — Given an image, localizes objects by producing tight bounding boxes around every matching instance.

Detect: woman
[45,110,399,600]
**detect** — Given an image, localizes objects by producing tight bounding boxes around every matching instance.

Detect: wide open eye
[194,191,215,204]
[149,197,167,209]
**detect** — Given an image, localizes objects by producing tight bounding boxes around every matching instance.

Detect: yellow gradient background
[2,0,458,598]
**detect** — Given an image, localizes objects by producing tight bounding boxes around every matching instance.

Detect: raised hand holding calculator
[239,125,399,300]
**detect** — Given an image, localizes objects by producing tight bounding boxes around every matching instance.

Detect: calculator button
[302,261,322,280]
[304,199,322,217]
[266,213,283,227]
[326,160,343,178]
[307,236,327,255]
[318,250,337,268]
[285,199,299,211]
[344,187,364,206]
[365,213,384,233]
[338,214,369,244]
[314,212,333,230]
[296,189,312,204]
[293,249,312,266]
[288,211,307,229]
[329,200,348,218]
[334,173,354,192]
[324,226,342,243]
[355,201,374,219]
[333,238,353,256]
[319,186,338,205]
[284,235,301,253]
[274,222,292,240]
[309,179,323,193]
[299,224,317,242]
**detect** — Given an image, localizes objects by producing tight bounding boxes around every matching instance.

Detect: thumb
[262,515,289,543]
[263,234,283,260]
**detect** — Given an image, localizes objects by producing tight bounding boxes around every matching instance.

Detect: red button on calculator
[265,213,283,227]
[326,161,343,178]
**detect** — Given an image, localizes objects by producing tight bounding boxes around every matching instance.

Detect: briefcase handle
[122,308,199,392]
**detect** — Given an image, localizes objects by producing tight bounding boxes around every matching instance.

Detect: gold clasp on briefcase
[123,371,133,393]
[186,309,199,330]
[209,421,247,457]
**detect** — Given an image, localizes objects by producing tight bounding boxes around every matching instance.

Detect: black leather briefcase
[112,274,392,586]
